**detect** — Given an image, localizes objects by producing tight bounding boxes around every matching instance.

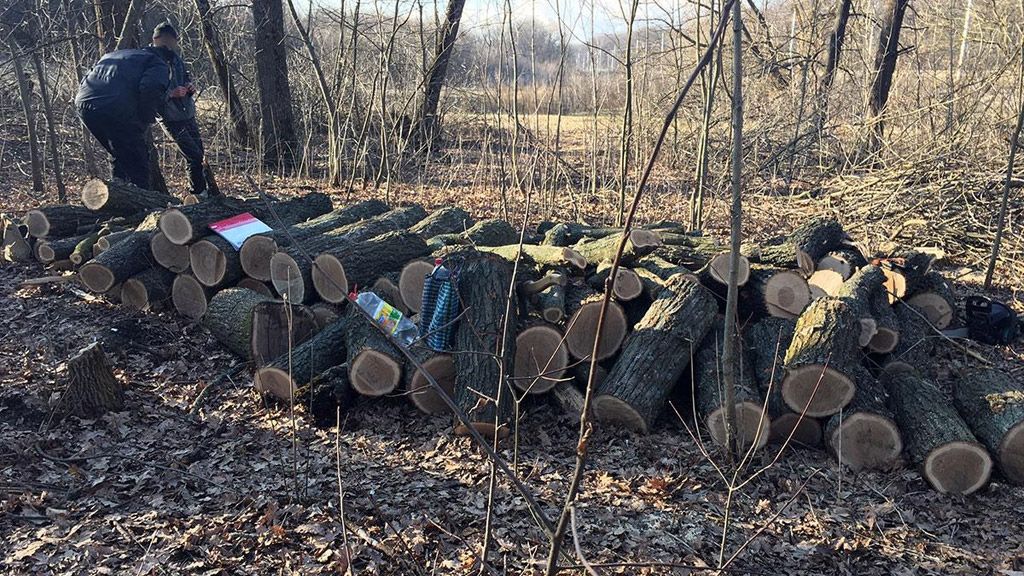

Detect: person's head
[152,22,179,50]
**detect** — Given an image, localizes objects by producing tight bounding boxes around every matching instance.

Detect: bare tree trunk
[616,0,639,226]
[8,40,45,194]
[821,0,853,102]
[113,0,145,51]
[30,50,67,201]
[866,0,911,154]
[412,0,466,146]
[65,0,99,176]
[985,64,1024,288]
[252,0,299,171]
[194,0,251,142]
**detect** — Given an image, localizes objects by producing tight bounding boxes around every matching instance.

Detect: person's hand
[186,83,197,95]
[170,86,189,98]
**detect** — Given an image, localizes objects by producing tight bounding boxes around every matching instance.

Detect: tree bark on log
[59,343,123,418]
[783,296,861,417]
[409,207,474,238]
[452,251,518,439]
[25,204,100,238]
[121,267,176,311]
[884,303,935,372]
[312,231,431,303]
[189,234,243,288]
[953,367,1024,484]
[743,217,847,276]
[80,178,178,216]
[250,301,319,366]
[563,284,628,361]
[70,232,104,265]
[693,326,771,452]
[513,324,569,394]
[306,364,358,428]
[593,276,718,433]
[172,273,215,320]
[404,345,456,415]
[236,277,276,297]
[551,382,587,421]
[427,218,518,250]
[816,247,867,280]
[744,317,823,447]
[239,199,389,281]
[270,206,427,303]
[160,193,334,245]
[371,274,409,316]
[572,229,662,266]
[883,365,992,494]
[741,266,811,320]
[905,271,957,330]
[36,233,92,263]
[203,288,275,358]
[343,306,404,396]
[78,213,160,293]
[824,367,902,471]
[254,318,349,401]
[478,244,587,271]
[97,229,133,252]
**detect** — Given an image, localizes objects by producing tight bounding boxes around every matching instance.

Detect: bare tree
[8,38,45,194]
[412,0,466,146]
[252,0,299,170]
[866,0,911,154]
[194,0,251,142]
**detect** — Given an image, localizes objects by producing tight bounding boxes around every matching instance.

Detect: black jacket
[145,46,196,123]
[75,49,171,124]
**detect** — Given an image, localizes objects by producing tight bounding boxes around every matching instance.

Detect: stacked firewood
[4,184,1023,495]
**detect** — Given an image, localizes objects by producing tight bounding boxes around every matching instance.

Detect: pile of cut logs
[3,181,1023,495]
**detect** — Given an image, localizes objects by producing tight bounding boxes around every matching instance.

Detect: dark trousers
[163,119,206,194]
[79,106,150,188]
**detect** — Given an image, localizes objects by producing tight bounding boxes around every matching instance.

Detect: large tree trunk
[254,318,349,401]
[80,178,177,216]
[819,0,854,119]
[312,231,430,303]
[883,365,992,495]
[29,48,67,202]
[866,0,911,152]
[571,229,662,266]
[412,0,467,146]
[782,296,861,417]
[239,199,389,281]
[203,288,275,358]
[409,207,474,238]
[194,0,251,141]
[452,251,518,439]
[427,219,518,250]
[953,368,1024,484]
[824,367,902,471]
[593,276,718,433]
[60,343,123,418]
[252,0,299,169]
[8,39,44,195]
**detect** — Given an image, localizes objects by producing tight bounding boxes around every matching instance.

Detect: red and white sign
[208,212,272,250]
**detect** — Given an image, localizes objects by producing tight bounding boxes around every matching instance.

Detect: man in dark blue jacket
[76,48,170,188]
[146,22,209,196]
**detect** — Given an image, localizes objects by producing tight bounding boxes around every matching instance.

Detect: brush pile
[3,180,1022,495]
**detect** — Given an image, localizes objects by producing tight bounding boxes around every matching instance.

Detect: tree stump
[121,267,176,311]
[60,343,123,418]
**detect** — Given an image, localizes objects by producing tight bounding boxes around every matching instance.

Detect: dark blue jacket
[75,49,170,124]
[145,46,196,123]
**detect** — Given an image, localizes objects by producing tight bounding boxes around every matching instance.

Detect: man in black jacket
[147,23,209,196]
[76,48,170,188]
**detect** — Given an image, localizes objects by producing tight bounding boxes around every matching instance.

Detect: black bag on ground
[965,295,1020,345]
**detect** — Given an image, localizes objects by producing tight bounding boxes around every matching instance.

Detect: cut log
[306,364,358,428]
[25,204,100,238]
[404,346,456,415]
[883,365,992,494]
[398,259,434,313]
[203,288,275,358]
[593,276,718,433]
[1,218,32,262]
[236,277,275,297]
[520,270,567,296]
[542,222,624,246]
[834,265,888,347]
[80,178,177,215]
[310,302,342,330]
[744,317,822,446]
[741,267,811,319]
[239,199,390,281]
[250,301,319,366]
[452,251,518,439]
[816,248,867,280]
[824,367,902,471]
[343,306,404,397]
[697,252,751,289]
[884,303,935,372]
[409,206,474,238]
[513,324,570,394]
[159,193,334,246]
[69,232,103,265]
[97,229,133,252]
[254,318,349,401]
[563,285,628,361]
[953,368,1024,484]
[189,235,242,288]
[636,255,694,281]
[172,273,215,320]
[866,293,900,354]
[879,250,934,303]
[427,218,518,250]
[551,382,586,421]
[807,269,844,299]
[371,274,409,316]
[650,237,720,270]
[693,326,770,452]
[78,213,160,293]
[571,362,609,389]
[58,343,123,418]
[478,245,587,271]
[312,231,431,304]
[534,283,567,324]
[588,264,644,302]
[572,229,662,266]
[905,272,956,330]
[744,217,847,276]
[783,297,861,417]
[35,233,91,263]
[121,267,176,311]
[270,206,427,303]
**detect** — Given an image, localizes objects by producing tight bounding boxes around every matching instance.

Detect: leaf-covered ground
[2,259,1024,575]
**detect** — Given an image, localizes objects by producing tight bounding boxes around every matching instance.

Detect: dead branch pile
[4,181,1022,495]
